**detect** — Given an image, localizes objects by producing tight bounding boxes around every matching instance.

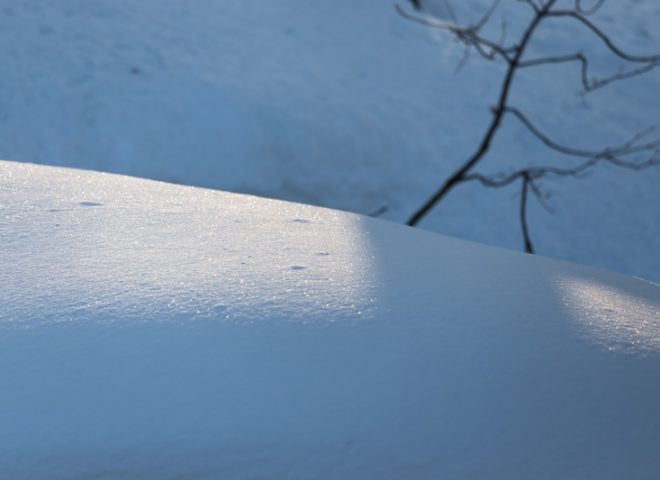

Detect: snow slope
[2,161,659,479]
[0,0,658,281]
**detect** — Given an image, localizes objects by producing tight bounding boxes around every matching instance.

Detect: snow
[2,161,660,479]
[2,1,660,476]
[0,0,658,281]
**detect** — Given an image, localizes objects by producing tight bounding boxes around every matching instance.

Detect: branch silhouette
[398,0,660,252]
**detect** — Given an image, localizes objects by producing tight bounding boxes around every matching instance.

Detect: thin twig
[395,4,517,62]
[504,107,660,158]
[547,10,660,63]
[407,0,558,226]
[519,53,659,94]
[575,0,606,16]
[520,173,535,253]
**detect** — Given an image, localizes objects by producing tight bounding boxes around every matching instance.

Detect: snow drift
[1,161,659,479]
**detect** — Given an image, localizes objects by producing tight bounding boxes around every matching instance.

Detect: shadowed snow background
[1,161,659,479]
[0,0,658,281]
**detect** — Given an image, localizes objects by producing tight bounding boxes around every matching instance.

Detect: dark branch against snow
[398,0,660,252]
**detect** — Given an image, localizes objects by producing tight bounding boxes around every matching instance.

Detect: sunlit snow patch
[557,275,660,354]
[0,161,378,325]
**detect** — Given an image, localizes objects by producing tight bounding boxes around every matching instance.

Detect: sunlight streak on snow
[0,162,378,325]
[557,276,660,353]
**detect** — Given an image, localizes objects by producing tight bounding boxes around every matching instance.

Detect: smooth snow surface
[2,161,660,479]
[0,0,658,281]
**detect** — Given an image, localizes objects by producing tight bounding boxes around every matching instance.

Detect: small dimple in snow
[317,252,331,256]
[291,218,310,224]
[290,266,306,271]
[213,305,228,314]
[79,201,103,207]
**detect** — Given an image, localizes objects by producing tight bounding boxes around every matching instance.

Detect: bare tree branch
[463,145,660,252]
[547,10,660,63]
[519,52,659,94]
[464,148,660,188]
[504,107,660,158]
[401,0,660,253]
[475,0,501,32]
[581,62,658,93]
[520,173,534,253]
[394,4,517,62]
[575,0,606,16]
[406,0,558,227]
[367,206,389,218]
